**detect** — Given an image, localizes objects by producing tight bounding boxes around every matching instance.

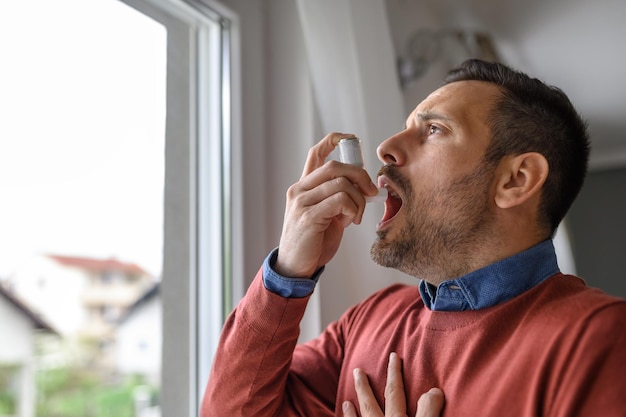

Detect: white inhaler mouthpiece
[337,137,388,203]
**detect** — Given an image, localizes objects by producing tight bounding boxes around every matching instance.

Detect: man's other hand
[342,352,445,417]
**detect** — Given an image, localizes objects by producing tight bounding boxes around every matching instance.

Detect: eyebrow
[416,111,452,123]
[404,111,453,129]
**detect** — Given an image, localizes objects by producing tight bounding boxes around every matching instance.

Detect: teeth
[385,185,400,199]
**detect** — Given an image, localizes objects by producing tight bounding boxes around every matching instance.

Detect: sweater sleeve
[549,301,626,417]
[200,267,343,417]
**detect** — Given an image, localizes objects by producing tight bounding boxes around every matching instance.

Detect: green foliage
[0,390,16,414]
[35,368,157,417]
[0,365,18,415]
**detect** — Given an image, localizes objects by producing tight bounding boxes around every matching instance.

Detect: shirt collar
[419,240,560,311]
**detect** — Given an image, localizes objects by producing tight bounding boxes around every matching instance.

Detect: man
[202,59,626,417]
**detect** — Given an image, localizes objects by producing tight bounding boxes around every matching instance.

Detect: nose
[377,131,407,166]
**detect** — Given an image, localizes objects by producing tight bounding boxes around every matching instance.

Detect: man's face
[370,80,502,282]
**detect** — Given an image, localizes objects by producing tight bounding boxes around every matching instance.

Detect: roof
[117,283,160,325]
[0,285,57,334]
[48,255,148,276]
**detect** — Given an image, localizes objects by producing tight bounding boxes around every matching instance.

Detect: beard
[370,162,495,281]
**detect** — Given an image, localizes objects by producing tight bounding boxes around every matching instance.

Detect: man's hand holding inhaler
[274,132,380,279]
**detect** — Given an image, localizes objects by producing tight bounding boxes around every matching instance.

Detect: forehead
[409,80,502,128]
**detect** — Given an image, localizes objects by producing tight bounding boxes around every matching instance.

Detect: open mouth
[378,178,403,226]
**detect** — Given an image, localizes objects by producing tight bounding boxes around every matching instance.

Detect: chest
[335,306,554,417]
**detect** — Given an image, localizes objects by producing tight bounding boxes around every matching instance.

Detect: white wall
[116,296,161,381]
[8,256,87,335]
[0,297,35,417]
[0,297,33,362]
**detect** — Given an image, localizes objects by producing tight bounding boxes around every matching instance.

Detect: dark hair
[444,59,590,237]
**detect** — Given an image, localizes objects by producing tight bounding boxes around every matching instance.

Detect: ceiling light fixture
[397,29,500,89]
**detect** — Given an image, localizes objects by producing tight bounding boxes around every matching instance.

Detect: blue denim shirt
[263,248,322,298]
[263,240,560,310]
[419,240,559,311]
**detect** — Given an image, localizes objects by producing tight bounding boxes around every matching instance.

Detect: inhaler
[337,137,388,203]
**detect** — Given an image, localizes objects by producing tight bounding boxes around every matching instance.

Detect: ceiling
[386,0,626,169]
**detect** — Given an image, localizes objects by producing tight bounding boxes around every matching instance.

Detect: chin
[369,233,394,267]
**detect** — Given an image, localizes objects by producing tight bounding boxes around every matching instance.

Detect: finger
[300,160,379,197]
[293,175,367,225]
[415,388,445,417]
[342,401,358,417]
[301,132,356,178]
[384,352,407,417]
[319,191,362,228]
[353,368,383,417]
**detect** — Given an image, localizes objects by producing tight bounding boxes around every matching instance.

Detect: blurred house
[0,285,56,417]
[4,254,155,370]
[116,283,161,385]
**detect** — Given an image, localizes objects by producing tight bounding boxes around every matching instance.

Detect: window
[0,0,236,415]
[0,1,166,416]
[104,0,238,415]
[125,0,237,414]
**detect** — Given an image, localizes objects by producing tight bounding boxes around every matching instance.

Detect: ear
[494,152,549,209]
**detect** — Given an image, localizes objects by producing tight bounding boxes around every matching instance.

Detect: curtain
[295,0,413,335]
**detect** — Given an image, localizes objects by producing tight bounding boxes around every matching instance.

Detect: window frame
[120,0,239,415]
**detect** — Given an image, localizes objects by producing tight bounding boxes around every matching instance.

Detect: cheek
[437,150,485,182]
[416,146,457,173]
[405,143,483,189]
[410,158,450,190]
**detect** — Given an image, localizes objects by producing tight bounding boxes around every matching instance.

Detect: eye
[428,124,442,135]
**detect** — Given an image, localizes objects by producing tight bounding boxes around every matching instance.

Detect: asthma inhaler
[337,137,388,203]
[338,137,365,168]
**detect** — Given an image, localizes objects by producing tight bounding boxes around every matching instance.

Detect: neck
[420,229,547,287]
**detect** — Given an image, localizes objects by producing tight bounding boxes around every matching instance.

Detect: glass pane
[0,1,166,416]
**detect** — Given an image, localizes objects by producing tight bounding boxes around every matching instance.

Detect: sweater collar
[419,240,560,311]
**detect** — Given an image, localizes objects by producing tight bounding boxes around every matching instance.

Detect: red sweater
[202,270,626,417]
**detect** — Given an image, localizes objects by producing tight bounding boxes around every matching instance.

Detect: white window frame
[120,0,240,415]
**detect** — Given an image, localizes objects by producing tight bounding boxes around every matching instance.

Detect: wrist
[262,248,323,298]
[275,249,318,279]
